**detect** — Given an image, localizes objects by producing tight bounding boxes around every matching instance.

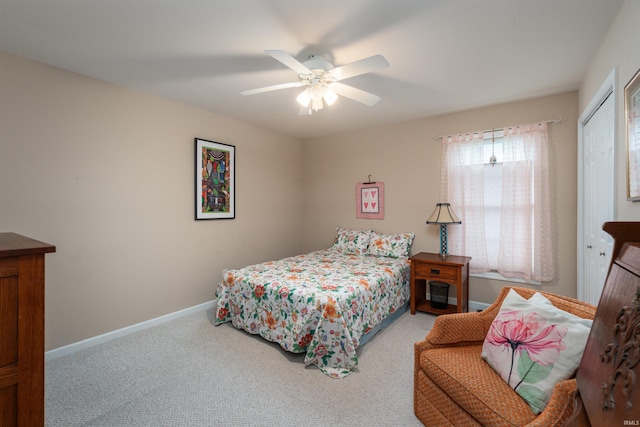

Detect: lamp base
[439,224,448,258]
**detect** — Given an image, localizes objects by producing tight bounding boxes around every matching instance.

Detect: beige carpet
[45,308,435,426]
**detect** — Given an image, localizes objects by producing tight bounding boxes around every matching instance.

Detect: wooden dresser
[0,233,55,427]
[565,222,640,426]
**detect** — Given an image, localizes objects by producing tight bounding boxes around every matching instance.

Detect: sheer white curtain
[499,122,554,281]
[441,132,490,273]
[441,122,554,282]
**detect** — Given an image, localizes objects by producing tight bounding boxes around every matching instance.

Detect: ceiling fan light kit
[296,84,338,114]
[241,49,389,115]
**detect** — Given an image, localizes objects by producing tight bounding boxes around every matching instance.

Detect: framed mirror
[625,68,640,201]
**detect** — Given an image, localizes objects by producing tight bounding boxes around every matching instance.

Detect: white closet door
[581,91,615,306]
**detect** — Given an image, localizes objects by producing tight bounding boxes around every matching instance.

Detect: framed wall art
[356,179,384,220]
[195,138,235,219]
[626,67,640,201]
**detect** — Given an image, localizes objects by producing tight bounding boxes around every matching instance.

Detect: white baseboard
[469,300,490,312]
[45,296,488,361]
[427,294,491,313]
[45,300,215,361]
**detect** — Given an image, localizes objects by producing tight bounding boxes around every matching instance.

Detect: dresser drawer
[413,262,458,280]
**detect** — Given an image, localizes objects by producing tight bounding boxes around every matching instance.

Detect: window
[440,122,554,282]
[483,142,502,271]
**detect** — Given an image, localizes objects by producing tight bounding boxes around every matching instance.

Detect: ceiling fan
[241,49,389,114]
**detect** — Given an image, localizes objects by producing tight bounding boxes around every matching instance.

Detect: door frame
[577,68,617,302]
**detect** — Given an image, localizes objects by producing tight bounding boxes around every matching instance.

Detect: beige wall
[579,0,640,221]
[0,51,304,350]
[302,91,579,305]
[8,2,635,347]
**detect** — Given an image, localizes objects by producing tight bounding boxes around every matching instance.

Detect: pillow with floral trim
[366,231,415,258]
[481,289,592,414]
[331,227,371,255]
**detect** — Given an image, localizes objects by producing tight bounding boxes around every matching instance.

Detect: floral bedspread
[214,249,410,378]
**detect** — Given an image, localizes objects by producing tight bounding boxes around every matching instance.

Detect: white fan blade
[241,81,306,96]
[331,82,381,106]
[264,49,312,75]
[330,54,389,81]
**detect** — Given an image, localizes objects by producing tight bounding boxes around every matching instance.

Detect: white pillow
[481,289,592,414]
[528,292,593,328]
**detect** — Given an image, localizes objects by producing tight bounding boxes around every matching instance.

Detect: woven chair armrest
[422,286,518,347]
[424,311,495,346]
[524,379,577,427]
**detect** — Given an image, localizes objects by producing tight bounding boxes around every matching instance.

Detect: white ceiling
[0,0,624,140]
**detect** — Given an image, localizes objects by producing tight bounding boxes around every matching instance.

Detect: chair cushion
[420,345,537,426]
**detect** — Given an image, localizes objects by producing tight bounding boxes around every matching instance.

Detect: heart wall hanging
[356,178,384,219]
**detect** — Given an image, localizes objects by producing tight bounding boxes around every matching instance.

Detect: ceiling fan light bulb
[311,87,322,100]
[311,87,324,111]
[296,89,311,107]
[311,97,323,111]
[323,89,337,106]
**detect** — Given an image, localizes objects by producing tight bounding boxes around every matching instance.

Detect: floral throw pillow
[331,227,371,255]
[481,289,592,414]
[366,231,415,258]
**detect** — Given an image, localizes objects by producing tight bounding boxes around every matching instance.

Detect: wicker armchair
[414,286,596,427]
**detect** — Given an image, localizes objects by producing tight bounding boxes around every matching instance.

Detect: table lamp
[426,202,461,258]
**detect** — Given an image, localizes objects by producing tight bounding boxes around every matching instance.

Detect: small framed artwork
[356,181,384,219]
[195,138,235,220]
[626,68,640,201]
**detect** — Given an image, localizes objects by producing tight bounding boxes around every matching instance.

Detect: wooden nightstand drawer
[413,262,458,280]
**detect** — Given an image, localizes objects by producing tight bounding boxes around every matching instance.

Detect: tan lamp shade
[426,203,461,224]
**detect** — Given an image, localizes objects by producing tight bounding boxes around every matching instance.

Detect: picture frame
[625,67,640,201]
[356,181,384,219]
[195,138,235,220]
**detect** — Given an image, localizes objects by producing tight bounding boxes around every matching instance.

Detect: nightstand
[410,252,472,315]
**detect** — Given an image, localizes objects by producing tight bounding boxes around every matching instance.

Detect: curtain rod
[432,116,566,140]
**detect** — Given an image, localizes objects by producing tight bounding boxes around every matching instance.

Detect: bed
[214,227,414,378]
